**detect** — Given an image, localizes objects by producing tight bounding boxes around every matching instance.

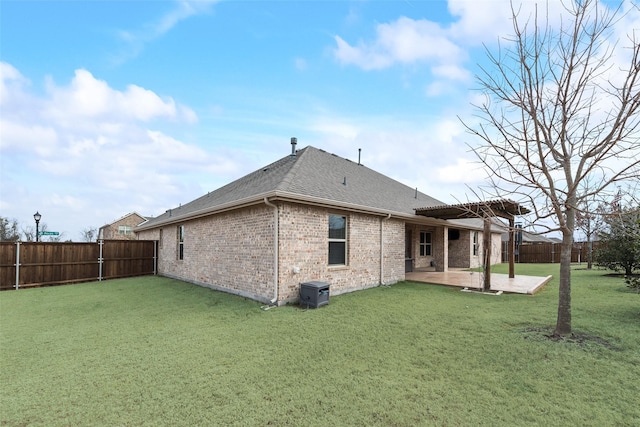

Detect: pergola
[415,199,531,291]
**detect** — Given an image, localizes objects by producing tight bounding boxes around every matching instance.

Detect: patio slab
[405,270,553,295]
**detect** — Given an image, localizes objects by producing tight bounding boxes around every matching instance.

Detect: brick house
[99,212,149,240]
[136,143,503,305]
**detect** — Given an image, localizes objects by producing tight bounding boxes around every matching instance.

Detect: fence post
[153,240,157,276]
[14,241,20,290]
[98,239,104,281]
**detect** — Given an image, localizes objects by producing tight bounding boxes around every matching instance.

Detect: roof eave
[135,190,456,231]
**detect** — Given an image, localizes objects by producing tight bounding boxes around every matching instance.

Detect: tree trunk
[555,210,575,336]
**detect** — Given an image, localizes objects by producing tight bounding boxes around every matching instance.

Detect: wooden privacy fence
[501,241,603,264]
[0,240,157,290]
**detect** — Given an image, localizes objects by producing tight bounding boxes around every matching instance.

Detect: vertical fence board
[501,241,603,264]
[0,240,157,290]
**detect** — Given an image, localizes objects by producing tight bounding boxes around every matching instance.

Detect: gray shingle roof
[139,146,445,230]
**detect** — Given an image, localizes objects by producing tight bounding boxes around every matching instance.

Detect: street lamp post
[33,212,41,242]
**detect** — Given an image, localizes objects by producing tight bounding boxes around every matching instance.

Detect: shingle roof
[138,145,446,230]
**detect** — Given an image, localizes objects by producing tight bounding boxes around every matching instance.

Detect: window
[118,225,132,236]
[473,231,479,256]
[419,231,432,256]
[177,225,184,260]
[328,215,347,265]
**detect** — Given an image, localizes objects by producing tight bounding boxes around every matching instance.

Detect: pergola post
[508,216,515,278]
[483,215,491,291]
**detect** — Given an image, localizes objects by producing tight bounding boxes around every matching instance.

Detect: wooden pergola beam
[415,199,530,288]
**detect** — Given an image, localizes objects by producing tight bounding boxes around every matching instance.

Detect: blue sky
[1,0,638,240]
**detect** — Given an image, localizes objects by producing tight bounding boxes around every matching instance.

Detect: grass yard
[1,264,638,426]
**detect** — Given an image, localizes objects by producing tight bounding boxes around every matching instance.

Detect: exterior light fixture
[33,211,41,242]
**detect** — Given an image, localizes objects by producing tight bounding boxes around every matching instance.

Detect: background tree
[595,206,640,276]
[463,1,640,336]
[0,217,20,241]
[575,191,608,269]
[80,227,98,242]
[21,226,35,242]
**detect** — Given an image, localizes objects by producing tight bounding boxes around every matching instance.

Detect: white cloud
[0,63,238,239]
[43,69,196,124]
[334,16,466,74]
[435,158,485,184]
[0,120,58,155]
[113,0,219,64]
[0,62,29,103]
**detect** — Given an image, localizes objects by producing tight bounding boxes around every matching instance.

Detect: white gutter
[380,213,391,285]
[264,197,279,304]
[136,189,453,232]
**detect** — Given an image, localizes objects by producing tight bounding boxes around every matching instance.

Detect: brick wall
[139,202,511,304]
[277,203,404,302]
[448,229,471,268]
[139,202,406,304]
[432,226,447,272]
[138,205,276,302]
[405,225,437,270]
[100,213,146,240]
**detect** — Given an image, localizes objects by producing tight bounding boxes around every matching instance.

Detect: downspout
[264,198,279,305]
[380,214,391,285]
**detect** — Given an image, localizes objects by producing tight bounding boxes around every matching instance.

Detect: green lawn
[1,264,638,426]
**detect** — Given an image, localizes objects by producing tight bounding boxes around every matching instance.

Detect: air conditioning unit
[299,281,330,308]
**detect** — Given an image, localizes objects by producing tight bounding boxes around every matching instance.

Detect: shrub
[624,275,640,293]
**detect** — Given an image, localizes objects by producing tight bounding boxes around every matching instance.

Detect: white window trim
[328,214,348,266]
[177,225,185,260]
[419,231,432,257]
[473,231,479,256]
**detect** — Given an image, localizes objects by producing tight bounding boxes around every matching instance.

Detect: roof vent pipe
[290,137,297,156]
[358,148,361,165]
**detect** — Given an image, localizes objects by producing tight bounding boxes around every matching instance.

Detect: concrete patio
[405,269,553,295]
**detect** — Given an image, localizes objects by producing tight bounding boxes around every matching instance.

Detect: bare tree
[575,188,609,269]
[80,227,98,242]
[0,217,20,241]
[463,0,640,336]
[21,225,35,242]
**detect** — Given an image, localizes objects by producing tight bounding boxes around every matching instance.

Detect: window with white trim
[419,231,432,256]
[328,214,347,265]
[118,225,132,236]
[177,225,184,260]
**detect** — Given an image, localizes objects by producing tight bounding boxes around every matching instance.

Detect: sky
[1,0,638,241]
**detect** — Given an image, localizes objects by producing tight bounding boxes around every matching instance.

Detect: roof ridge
[276,145,311,191]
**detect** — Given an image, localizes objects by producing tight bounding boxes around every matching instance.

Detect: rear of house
[136,143,502,304]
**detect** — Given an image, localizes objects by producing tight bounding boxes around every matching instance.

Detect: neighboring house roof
[448,216,554,242]
[100,212,150,230]
[138,145,451,231]
[448,217,509,233]
[501,229,555,243]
